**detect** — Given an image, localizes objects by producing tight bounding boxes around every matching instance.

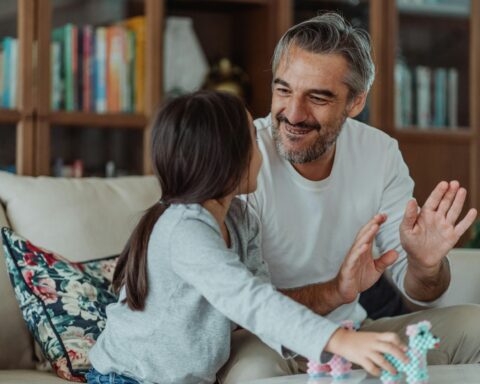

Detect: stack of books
[395,61,459,130]
[51,16,145,113]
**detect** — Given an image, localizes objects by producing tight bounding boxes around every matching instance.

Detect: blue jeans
[85,368,140,384]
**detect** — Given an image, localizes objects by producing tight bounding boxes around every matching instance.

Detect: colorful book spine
[0,51,4,107]
[1,39,10,108]
[433,68,447,128]
[415,66,431,129]
[82,25,93,112]
[95,27,107,112]
[51,41,62,110]
[124,16,145,113]
[64,24,75,111]
[107,26,122,113]
[447,68,458,129]
[52,27,65,110]
[0,37,19,109]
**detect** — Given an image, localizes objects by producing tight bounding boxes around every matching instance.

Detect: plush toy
[307,320,357,381]
[381,320,440,384]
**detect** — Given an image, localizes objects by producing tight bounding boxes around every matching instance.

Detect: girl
[87,91,408,384]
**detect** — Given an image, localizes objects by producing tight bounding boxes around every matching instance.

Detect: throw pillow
[1,227,119,382]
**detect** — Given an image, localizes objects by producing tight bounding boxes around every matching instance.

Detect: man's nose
[283,97,308,126]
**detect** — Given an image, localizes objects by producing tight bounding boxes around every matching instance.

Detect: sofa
[0,171,479,383]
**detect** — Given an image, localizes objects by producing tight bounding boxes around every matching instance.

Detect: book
[107,25,122,112]
[64,24,77,111]
[82,25,94,112]
[2,37,17,108]
[433,68,447,128]
[51,42,62,110]
[394,61,413,128]
[95,27,107,112]
[124,16,145,113]
[447,68,458,129]
[415,66,431,129]
[52,27,66,110]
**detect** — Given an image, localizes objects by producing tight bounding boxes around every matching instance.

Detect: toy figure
[381,320,440,384]
[307,320,357,381]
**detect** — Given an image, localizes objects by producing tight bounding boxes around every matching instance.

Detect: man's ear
[347,92,368,118]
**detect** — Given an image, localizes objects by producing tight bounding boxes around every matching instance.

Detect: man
[218,12,480,383]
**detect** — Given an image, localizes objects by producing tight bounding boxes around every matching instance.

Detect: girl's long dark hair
[112,91,253,310]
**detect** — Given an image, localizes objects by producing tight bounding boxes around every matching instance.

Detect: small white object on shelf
[163,16,209,97]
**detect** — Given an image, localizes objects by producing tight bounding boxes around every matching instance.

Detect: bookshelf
[370,0,480,215]
[34,0,162,177]
[0,0,35,175]
[0,0,290,177]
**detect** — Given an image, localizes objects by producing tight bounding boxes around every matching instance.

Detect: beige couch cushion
[440,248,480,306]
[0,171,161,370]
[0,172,160,261]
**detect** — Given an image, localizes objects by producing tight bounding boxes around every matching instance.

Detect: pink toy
[307,320,357,381]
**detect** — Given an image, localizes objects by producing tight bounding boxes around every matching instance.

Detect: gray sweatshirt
[89,199,339,384]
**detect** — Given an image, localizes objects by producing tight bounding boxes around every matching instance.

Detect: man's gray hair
[272,12,375,99]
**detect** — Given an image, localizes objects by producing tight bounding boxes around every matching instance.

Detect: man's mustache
[276,114,321,131]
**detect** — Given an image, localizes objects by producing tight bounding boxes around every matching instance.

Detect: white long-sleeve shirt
[90,199,339,384]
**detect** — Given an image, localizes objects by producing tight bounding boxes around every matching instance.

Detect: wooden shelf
[394,128,472,143]
[49,111,148,129]
[0,109,21,124]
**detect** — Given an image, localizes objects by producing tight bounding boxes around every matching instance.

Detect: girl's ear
[346,92,367,118]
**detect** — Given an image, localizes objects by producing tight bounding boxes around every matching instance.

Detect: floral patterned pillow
[1,227,119,382]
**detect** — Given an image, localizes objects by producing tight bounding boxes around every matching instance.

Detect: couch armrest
[440,248,480,306]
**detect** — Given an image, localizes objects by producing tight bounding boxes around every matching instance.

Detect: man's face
[271,46,363,164]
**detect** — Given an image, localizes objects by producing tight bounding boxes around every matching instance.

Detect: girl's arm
[170,217,339,363]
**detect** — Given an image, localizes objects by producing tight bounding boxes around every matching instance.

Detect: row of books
[395,62,459,129]
[51,16,145,113]
[0,37,18,109]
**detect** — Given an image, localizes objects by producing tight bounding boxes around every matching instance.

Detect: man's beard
[272,113,346,164]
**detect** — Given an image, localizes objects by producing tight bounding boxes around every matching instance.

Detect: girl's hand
[324,328,409,377]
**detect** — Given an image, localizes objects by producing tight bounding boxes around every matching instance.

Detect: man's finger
[356,214,387,240]
[344,243,369,269]
[446,187,467,225]
[454,208,478,238]
[356,224,380,247]
[400,199,418,231]
[437,180,460,216]
[373,250,399,273]
[423,181,449,211]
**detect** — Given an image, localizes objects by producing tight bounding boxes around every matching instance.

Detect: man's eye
[311,96,327,104]
[276,88,290,95]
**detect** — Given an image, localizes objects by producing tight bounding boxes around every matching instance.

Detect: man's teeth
[285,124,311,135]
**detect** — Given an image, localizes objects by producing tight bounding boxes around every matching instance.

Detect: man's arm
[403,257,450,302]
[279,280,345,316]
[399,181,476,302]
